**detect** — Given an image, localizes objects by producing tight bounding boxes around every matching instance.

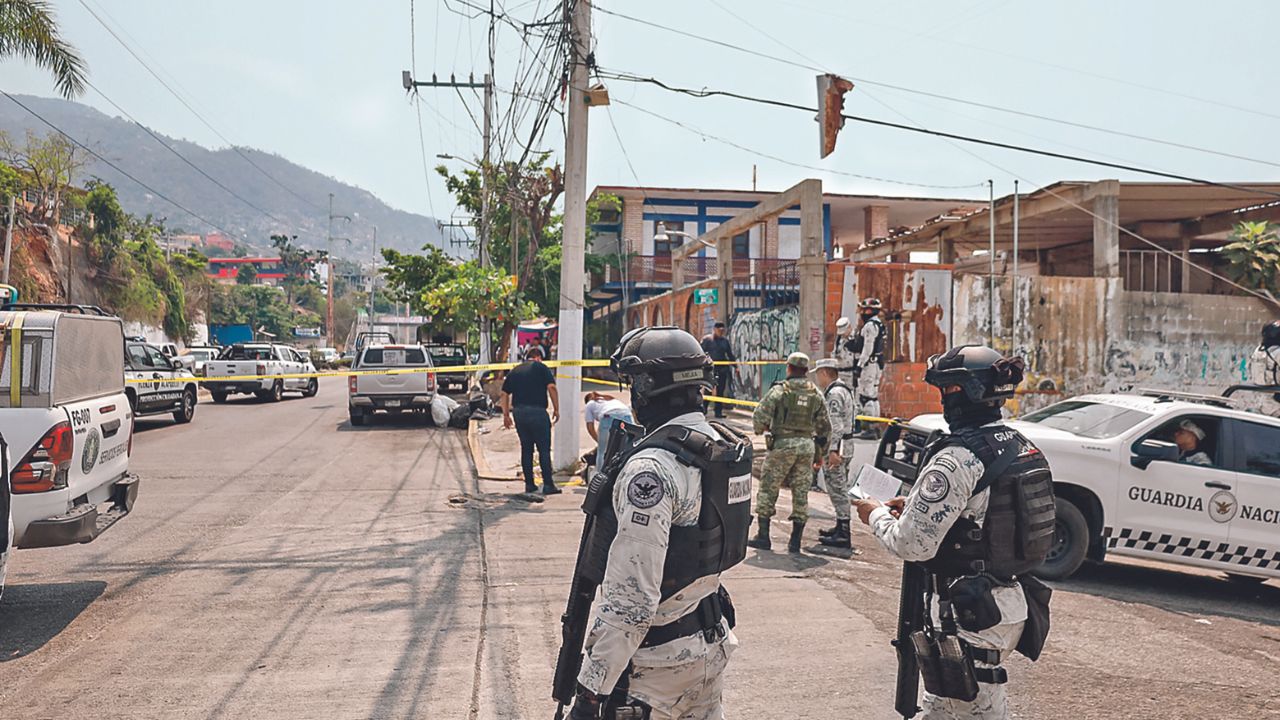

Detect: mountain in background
[0,94,455,260]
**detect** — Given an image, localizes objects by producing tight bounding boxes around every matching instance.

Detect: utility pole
[327,192,335,347]
[552,0,592,473]
[369,225,378,330]
[987,179,995,347]
[2,195,14,285]
[402,70,494,363]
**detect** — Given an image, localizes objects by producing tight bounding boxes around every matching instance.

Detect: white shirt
[584,398,630,424]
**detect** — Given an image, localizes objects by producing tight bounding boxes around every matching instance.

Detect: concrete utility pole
[3,195,14,285]
[327,193,335,347]
[987,180,995,346]
[552,0,592,473]
[369,225,378,327]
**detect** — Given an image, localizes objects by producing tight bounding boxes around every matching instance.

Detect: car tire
[211,391,228,404]
[173,387,197,424]
[349,407,366,426]
[302,378,319,398]
[259,381,283,403]
[1033,498,1091,581]
[1226,573,1266,586]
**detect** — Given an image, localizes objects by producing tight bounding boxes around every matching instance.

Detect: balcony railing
[612,255,798,286]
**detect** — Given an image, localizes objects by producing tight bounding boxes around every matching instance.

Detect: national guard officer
[853,345,1055,720]
[833,316,858,387]
[855,298,886,438]
[749,352,831,553]
[812,358,856,549]
[564,326,753,720]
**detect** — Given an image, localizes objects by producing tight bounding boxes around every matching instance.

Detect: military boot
[746,517,772,550]
[788,521,806,553]
[818,520,852,549]
[818,522,840,539]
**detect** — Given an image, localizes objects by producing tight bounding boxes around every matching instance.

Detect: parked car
[0,304,139,597]
[181,346,221,377]
[425,342,469,392]
[311,347,341,369]
[348,343,436,426]
[901,389,1280,583]
[203,343,319,403]
[125,340,199,424]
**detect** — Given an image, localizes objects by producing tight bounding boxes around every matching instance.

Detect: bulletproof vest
[772,381,823,437]
[825,379,853,398]
[581,420,754,601]
[919,425,1056,580]
[868,317,886,358]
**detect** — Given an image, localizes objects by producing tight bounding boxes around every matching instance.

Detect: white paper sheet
[849,463,905,502]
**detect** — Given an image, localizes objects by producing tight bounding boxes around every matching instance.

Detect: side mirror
[173,355,195,370]
[1131,438,1179,469]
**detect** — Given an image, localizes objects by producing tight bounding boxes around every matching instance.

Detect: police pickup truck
[125,339,199,424]
[0,305,139,597]
[203,342,318,403]
[903,389,1280,583]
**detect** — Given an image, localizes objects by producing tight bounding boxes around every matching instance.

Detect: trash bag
[448,403,471,429]
[431,393,460,427]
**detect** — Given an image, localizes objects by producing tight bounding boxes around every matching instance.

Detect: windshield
[427,345,464,358]
[1021,400,1152,439]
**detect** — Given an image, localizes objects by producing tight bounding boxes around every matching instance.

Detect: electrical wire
[596,71,1280,200]
[2,91,241,239]
[592,4,1280,171]
[76,0,323,211]
[409,0,439,221]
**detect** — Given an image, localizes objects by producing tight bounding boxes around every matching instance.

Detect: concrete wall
[729,305,799,400]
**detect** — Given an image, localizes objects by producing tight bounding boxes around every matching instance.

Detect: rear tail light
[348,375,357,394]
[427,372,437,392]
[12,421,73,494]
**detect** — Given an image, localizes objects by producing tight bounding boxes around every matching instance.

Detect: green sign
[694,288,719,305]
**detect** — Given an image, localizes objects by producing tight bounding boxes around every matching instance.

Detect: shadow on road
[1055,560,1280,626]
[0,581,107,661]
[335,412,458,432]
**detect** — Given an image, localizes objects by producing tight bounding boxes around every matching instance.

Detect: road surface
[2,381,1277,718]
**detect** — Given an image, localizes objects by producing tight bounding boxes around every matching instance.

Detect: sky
[6,0,1280,227]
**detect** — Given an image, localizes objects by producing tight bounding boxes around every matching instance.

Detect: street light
[436,153,480,168]
[654,223,714,249]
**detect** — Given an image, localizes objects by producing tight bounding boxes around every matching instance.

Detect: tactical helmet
[925,345,1025,404]
[1263,320,1280,349]
[859,297,883,312]
[610,326,714,402]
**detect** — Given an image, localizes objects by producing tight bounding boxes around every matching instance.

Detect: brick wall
[881,362,942,420]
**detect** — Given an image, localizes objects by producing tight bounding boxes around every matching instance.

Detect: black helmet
[1263,320,1280,348]
[611,326,714,402]
[859,297,883,313]
[925,345,1025,404]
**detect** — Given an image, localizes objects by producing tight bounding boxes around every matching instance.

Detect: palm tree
[0,0,87,98]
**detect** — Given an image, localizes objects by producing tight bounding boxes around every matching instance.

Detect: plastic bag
[431,393,459,427]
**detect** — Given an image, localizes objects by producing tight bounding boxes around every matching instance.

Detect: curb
[467,419,521,482]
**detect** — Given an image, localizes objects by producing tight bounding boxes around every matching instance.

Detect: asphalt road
[2,382,1278,719]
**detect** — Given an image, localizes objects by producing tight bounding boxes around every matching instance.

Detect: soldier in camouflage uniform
[813,358,857,549]
[748,352,831,553]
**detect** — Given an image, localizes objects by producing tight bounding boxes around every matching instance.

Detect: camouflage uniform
[822,379,857,521]
[833,323,859,387]
[578,411,737,719]
[752,378,831,523]
[868,440,1027,720]
[856,316,885,419]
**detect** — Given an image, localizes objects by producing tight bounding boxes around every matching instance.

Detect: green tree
[84,178,127,262]
[0,0,87,98]
[379,245,455,311]
[0,161,21,198]
[421,261,536,332]
[0,129,87,221]
[1223,221,1280,299]
[271,233,317,304]
[236,262,258,285]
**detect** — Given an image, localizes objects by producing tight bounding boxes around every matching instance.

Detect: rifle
[552,421,642,719]
[894,562,928,718]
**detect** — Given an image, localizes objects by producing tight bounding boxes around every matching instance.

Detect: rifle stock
[894,562,928,718]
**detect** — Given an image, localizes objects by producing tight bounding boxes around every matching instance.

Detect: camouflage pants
[857,362,882,419]
[825,456,853,520]
[755,438,815,523]
[629,630,736,720]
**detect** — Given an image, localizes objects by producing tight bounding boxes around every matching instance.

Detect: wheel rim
[184,391,194,417]
[1045,519,1071,564]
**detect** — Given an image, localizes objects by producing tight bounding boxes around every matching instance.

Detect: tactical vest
[849,318,886,363]
[581,420,754,600]
[772,381,823,438]
[919,425,1056,580]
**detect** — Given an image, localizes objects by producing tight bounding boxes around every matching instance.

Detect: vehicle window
[145,346,170,368]
[362,349,383,365]
[1234,421,1280,477]
[359,348,427,366]
[1021,400,1152,439]
[1138,415,1225,468]
[428,346,464,358]
[221,346,273,360]
[127,344,152,368]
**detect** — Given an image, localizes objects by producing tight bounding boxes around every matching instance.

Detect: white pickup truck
[203,342,319,403]
[901,389,1280,583]
[1,305,139,597]
[348,343,436,426]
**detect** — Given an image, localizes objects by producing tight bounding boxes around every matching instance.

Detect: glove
[569,685,604,720]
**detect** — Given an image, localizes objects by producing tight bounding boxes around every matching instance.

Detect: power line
[76,0,323,211]
[593,4,1280,171]
[3,91,241,239]
[84,79,289,226]
[597,71,1280,201]
[409,0,438,221]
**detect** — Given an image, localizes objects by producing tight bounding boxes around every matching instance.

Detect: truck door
[1115,413,1235,565]
[126,343,158,410]
[144,345,182,410]
[1224,418,1280,576]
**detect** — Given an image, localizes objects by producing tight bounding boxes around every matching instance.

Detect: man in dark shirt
[501,345,561,494]
[701,322,736,418]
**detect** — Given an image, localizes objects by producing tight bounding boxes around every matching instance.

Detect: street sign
[694,288,719,305]
[293,327,321,338]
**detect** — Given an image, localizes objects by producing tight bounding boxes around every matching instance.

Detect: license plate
[384,399,401,407]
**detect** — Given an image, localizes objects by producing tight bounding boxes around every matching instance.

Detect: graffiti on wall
[730,305,800,399]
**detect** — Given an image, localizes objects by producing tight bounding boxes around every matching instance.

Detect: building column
[1091,180,1121,278]
[799,180,827,357]
[864,205,889,245]
[1178,234,1193,292]
[937,235,956,264]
